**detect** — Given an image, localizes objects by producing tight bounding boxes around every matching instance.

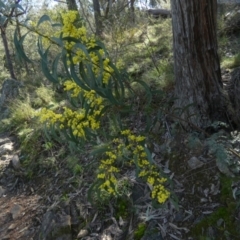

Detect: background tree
[0,0,23,79]
[129,0,135,23]
[171,0,228,129]
[66,0,78,11]
[92,0,103,36]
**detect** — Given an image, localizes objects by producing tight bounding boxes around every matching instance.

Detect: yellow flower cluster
[98,150,119,195]
[96,130,170,204]
[38,108,62,124]
[152,184,170,204]
[64,80,82,97]
[37,80,104,138]
[61,11,114,84]
[122,130,170,204]
[71,50,86,65]
[62,11,87,42]
[139,165,170,204]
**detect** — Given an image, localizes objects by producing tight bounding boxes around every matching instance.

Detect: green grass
[103,18,173,91]
[134,223,147,240]
[140,59,174,90]
[221,53,240,69]
[33,85,55,107]
[1,97,35,131]
[1,84,56,131]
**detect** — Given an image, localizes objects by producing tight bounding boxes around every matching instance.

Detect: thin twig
[228,148,240,160]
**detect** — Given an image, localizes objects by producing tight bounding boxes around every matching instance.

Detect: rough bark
[171,0,227,129]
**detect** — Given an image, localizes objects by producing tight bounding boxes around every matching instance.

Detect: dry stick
[228,148,240,160]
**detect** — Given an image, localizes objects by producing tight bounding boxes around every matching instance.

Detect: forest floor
[0,132,42,240]
[1,111,240,240]
[1,6,240,240]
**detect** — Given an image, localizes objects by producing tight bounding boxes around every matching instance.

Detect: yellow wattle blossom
[121,129,131,135]
[139,170,147,177]
[122,129,170,204]
[87,38,97,49]
[64,80,82,97]
[36,10,170,205]
[95,130,170,204]
[151,185,170,204]
[60,11,114,85]
[97,173,105,179]
[38,78,105,139]
[147,176,155,185]
[136,136,145,142]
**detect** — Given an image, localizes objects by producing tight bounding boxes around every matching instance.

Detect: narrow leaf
[38,43,58,83]
[52,53,62,79]
[91,144,109,156]
[50,36,63,47]
[70,62,90,91]
[14,30,32,63]
[62,49,71,79]
[37,14,52,27]
[52,23,62,28]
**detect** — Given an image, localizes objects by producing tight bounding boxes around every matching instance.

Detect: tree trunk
[66,0,78,11]
[1,28,16,79]
[105,0,113,18]
[171,0,227,129]
[93,0,103,37]
[129,0,135,23]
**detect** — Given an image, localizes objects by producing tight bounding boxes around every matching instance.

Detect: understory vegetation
[1,1,240,239]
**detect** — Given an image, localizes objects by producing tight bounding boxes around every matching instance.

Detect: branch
[3,0,23,28]
[54,0,67,4]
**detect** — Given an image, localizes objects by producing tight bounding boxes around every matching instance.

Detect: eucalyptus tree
[171,0,228,129]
